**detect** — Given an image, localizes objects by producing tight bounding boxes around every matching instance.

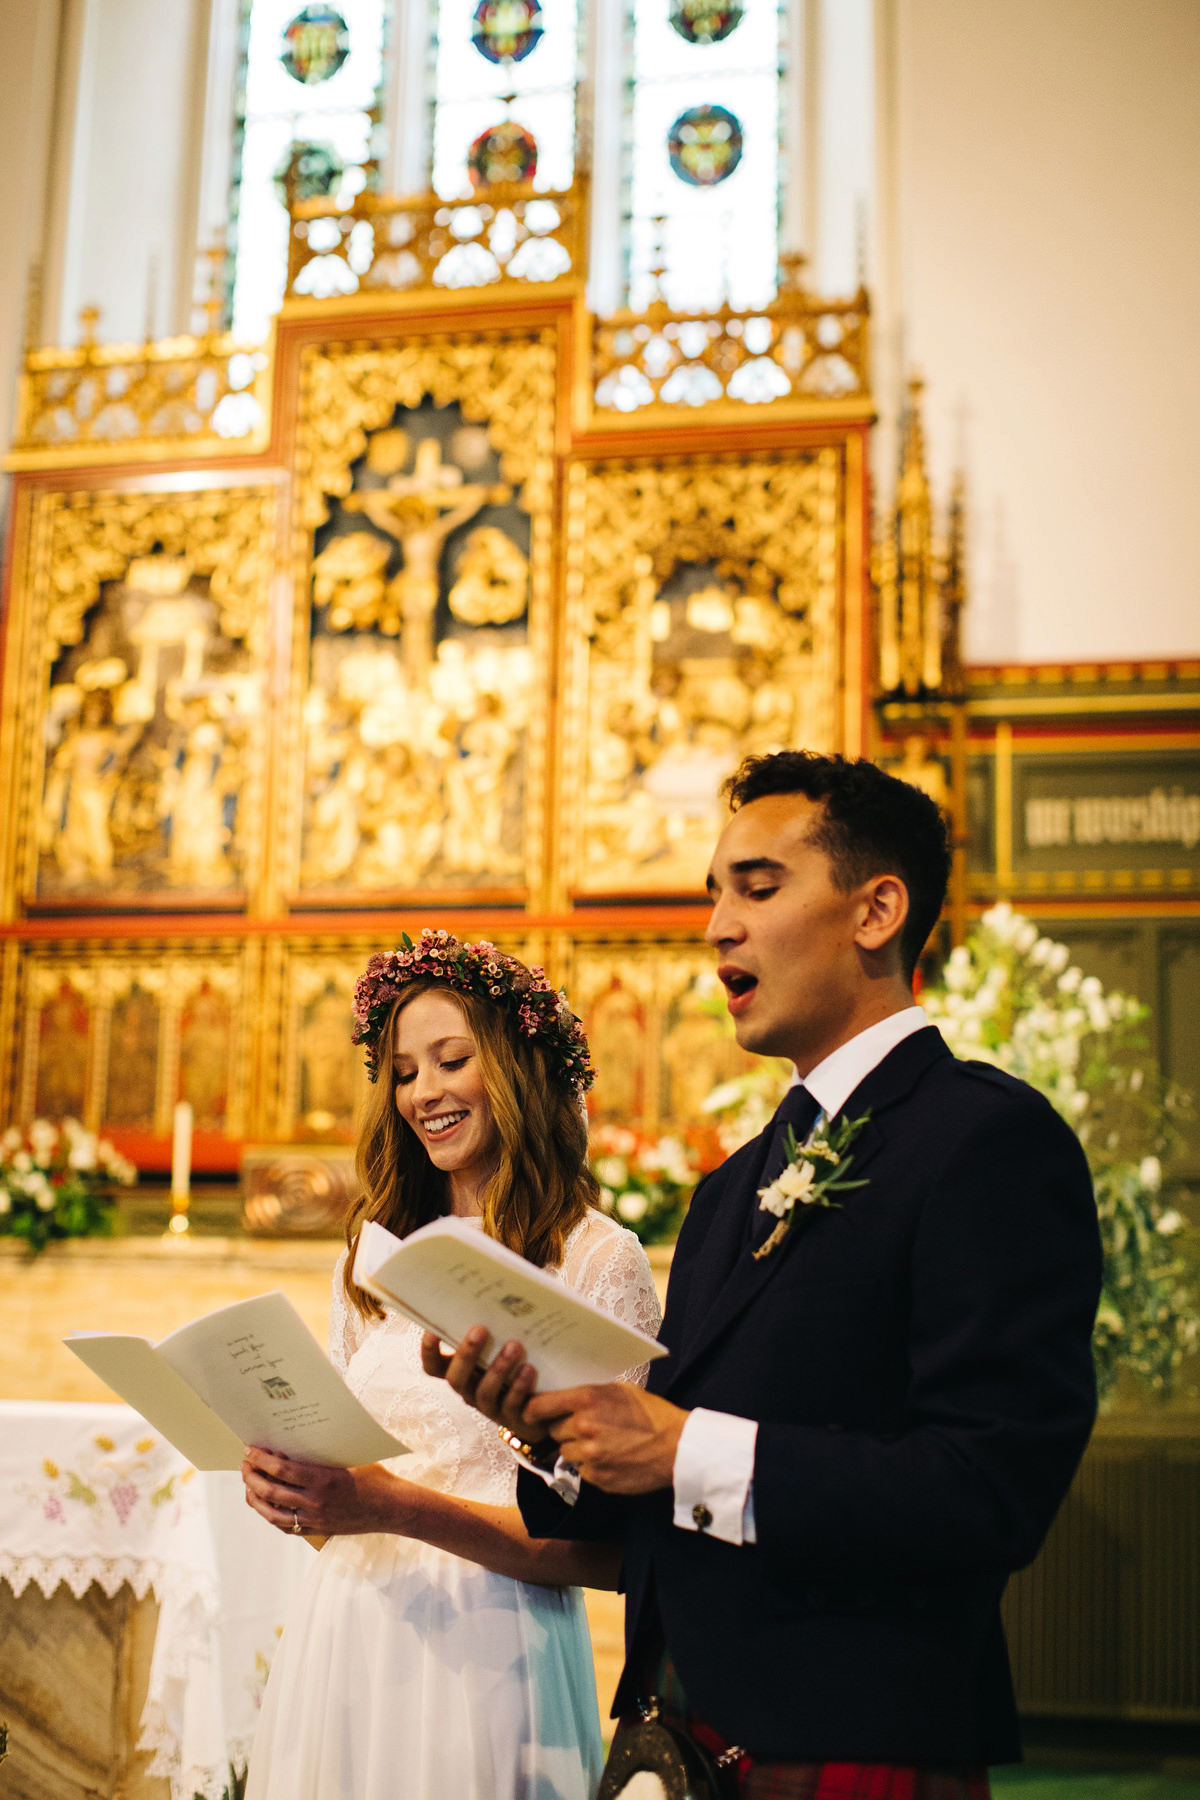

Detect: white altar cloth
[0,1399,311,1798]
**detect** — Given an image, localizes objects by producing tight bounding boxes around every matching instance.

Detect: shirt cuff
[501,1435,582,1506]
[672,1408,758,1545]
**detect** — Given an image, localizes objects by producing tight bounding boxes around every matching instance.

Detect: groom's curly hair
[722,751,951,980]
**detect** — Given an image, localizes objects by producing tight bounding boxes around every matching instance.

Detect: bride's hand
[241,1447,414,1538]
[420,1328,548,1443]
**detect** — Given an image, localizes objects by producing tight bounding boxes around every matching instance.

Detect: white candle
[171,1100,193,1202]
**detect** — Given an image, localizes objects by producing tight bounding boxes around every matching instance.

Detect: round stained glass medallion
[272,141,344,208]
[280,5,351,84]
[669,1,744,45]
[468,121,538,188]
[667,105,744,187]
[471,0,545,65]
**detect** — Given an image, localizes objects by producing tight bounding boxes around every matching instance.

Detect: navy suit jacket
[520,1027,1102,1764]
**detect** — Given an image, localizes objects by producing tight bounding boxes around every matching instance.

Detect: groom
[434,751,1102,1791]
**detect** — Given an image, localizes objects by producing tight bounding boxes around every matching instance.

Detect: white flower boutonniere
[753,1110,871,1260]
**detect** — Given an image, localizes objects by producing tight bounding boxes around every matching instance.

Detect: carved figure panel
[16,944,251,1136]
[561,453,843,897]
[280,954,367,1140]
[289,336,556,901]
[104,981,164,1128]
[11,488,276,909]
[178,973,238,1130]
[31,976,92,1122]
[569,939,758,1136]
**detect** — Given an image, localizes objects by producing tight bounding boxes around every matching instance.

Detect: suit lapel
[662,1027,952,1394]
[663,1133,771,1355]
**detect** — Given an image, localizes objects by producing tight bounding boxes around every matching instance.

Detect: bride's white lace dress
[247,1210,662,1800]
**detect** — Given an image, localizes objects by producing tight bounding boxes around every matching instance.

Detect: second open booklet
[352,1216,667,1392]
[64,1292,406,1471]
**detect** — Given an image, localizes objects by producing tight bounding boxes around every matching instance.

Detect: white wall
[41,0,213,347]
[874,0,1200,664]
[0,1,62,463]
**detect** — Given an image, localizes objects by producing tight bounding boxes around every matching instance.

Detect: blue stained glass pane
[627,0,782,312]
[280,6,352,83]
[432,0,579,199]
[669,2,745,45]
[231,0,389,341]
[471,1,544,64]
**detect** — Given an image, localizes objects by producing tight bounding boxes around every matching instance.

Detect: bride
[242,932,661,1800]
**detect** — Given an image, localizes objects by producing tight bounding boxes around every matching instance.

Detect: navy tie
[747,1084,822,1250]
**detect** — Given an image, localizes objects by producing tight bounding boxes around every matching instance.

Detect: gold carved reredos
[567,451,842,745]
[573,454,838,647]
[33,486,277,662]
[296,333,558,532]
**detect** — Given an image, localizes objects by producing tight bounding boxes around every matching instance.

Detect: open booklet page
[65,1291,406,1471]
[352,1217,667,1391]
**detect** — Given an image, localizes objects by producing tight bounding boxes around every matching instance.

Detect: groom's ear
[853,873,909,959]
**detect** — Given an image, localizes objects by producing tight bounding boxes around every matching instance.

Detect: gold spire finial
[201,232,227,338]
[938,472,967,698]
[23,261,43,356]
[779,250,808,296]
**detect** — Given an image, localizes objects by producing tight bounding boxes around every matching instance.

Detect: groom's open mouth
[719,966,758,1014]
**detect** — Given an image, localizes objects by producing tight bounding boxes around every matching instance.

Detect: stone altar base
[0,1583,164,1800]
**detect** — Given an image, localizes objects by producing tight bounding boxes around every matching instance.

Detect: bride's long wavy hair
[343,977,600,1320]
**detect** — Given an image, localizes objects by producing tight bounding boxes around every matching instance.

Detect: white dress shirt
[671,1006,930,1544]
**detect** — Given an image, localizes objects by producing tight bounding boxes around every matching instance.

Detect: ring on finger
[291,1509,302,1535]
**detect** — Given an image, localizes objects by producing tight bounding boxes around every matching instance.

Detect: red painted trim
[0,907,715,942]
[102,1126,242,1176]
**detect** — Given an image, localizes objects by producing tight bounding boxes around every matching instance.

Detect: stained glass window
[626,0,784,313]
[230,0,391,341]
[430,0,580,200]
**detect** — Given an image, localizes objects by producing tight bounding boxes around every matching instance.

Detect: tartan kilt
[652,1660,993,1800]
[733,1759,992,1799]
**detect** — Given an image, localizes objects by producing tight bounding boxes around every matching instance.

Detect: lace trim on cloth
[0,1549,216,1611]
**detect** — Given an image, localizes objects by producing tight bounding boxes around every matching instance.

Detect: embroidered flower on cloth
[754,1111,871,1259]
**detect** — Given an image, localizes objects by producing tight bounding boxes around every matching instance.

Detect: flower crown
[351,930,596,1098]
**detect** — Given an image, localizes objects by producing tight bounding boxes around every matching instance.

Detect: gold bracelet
[497,1424,559,1471]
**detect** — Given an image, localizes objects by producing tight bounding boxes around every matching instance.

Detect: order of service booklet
[63,1291,406,1472]
[352,1215,667,1392]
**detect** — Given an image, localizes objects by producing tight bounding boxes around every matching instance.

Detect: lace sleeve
[328,1248,367,1374]
[561,1213,663,1387]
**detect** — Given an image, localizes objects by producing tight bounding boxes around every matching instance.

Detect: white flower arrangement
[924,903,1197,1403]
[589,1123,704,1244]
[0,1119,137,1253]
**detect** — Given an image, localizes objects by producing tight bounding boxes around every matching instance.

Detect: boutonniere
[753,1110,871,1260]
